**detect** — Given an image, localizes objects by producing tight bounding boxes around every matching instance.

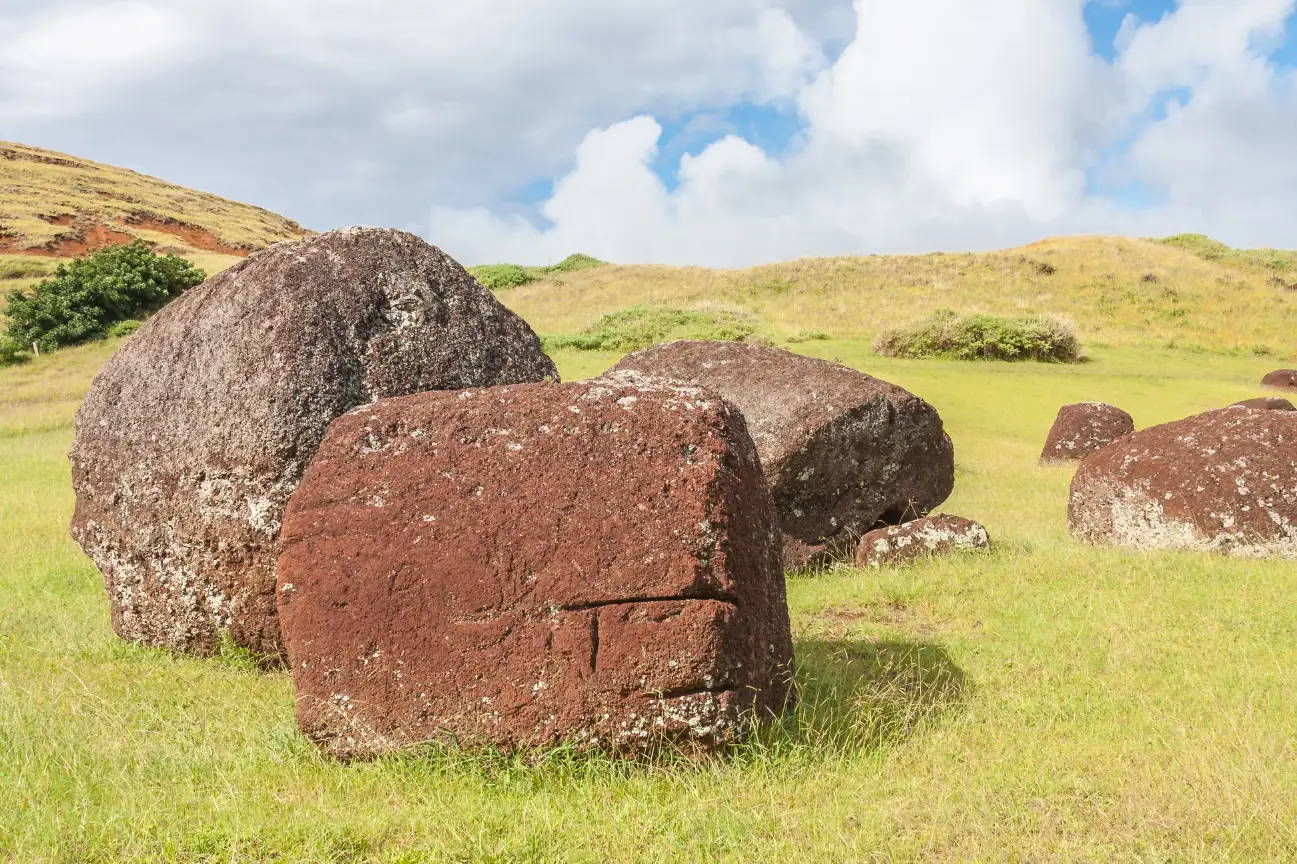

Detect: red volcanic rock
[609,341,954,568]
[1040,402,1134,463]
[1262,370,1297,392]
[1069,407,1297,558]
[854,515,990,568]
[70,228,557,664]
[276,375,795,758]
[1232,397,1296,412]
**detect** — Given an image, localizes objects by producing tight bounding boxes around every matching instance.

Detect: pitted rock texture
[1069,407,1297,558]
[1233,397,1296,412]
[1262,370,1297,392]
[276,376,795,758]
[854,515,991,568]
[609,341,954,568]
[70,227,557,664]
[1039,402,1135,463]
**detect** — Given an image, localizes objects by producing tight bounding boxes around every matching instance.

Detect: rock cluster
[1039,402,1134,463]
[854,515,990,568]
[610,341,955,567]
[70,228,558,663]
[1068,407,1297,558]
[276,375,794,757]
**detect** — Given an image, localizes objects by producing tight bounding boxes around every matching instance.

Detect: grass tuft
[874,309,1082,363]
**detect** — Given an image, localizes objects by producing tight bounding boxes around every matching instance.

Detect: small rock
[1262,370,1297,392]
[1232,397,1296,412]
[277,376,795,758]
[1040,402,1135,463]
[854,515,991,568]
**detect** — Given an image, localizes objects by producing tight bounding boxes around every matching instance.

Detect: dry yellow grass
[0,140,309,256]
[505,235,1297,358]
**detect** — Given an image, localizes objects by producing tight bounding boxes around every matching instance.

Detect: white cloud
[431,0,1297,265]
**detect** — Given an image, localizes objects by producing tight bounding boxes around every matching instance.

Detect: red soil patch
[118,215,251,257]
[0,216,252,258]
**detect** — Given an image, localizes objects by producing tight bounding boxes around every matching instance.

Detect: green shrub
[107,319,143,338]
[875,309,1082,363]
[1156,234,1297,271]
[469,264,536,291]
[547,253,607,273]
[786,330,830,344]
[0,334,31,366]
[542,306,756,352]
[2,240,204,352]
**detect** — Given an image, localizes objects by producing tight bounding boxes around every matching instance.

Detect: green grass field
[4,326,1296,861]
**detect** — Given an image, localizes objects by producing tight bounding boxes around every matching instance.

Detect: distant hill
[0,140,309,260]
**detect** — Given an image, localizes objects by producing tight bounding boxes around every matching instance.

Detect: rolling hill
[0,140,311,302]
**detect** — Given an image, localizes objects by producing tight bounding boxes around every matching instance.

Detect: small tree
[2,240,205,355]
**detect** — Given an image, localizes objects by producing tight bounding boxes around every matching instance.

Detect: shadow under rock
[755,637,970,757]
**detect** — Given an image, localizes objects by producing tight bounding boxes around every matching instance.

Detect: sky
[1,0,1295,267]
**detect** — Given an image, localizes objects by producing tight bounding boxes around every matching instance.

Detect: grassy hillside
[0,140,308,261]
[4,335,1295,861]
[503,235,1297,359]
[1,140,313,315]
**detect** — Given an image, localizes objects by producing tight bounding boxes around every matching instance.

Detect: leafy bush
[0,334,31,366]
[875,309,1082,363]
[469,264,536,291]
[542,306,756,352]
[786,330,830,344]
[2,240,204,353]
[547,253,607,273]
[107,319,143,338]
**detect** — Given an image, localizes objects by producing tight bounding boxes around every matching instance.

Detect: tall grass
[4,335,1297,860]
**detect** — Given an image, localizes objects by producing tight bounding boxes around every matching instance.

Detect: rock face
[276,374,795,758]
[1039,402,1135,463]
[609,341,954,568]
[1233,397,1296,412]
[1069,407,1297,558]
[70,227,557,664]
[854,515,990,568]
[1262,370,1297,391]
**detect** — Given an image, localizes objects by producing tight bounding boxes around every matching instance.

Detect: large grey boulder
[70,227,557,664]
[610,341,955,567]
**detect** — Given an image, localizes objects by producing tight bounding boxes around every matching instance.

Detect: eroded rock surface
[276,375,795,758]
[854,515,990,568]
[1040,402,1134,463]
[1262,370,1297,392]
[70,227,557,663]
[1232,397,1296,412]
[609,341,954,568]
[1069,407,1297,558]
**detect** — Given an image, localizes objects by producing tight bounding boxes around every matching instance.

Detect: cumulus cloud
[432,0,1297,265]
[0,0,832,231]
[2,1,1294,264]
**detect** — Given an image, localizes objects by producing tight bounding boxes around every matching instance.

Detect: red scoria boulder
[854,515,990,568]
[276,373,795,758]
[1232,397,1296,412]
[1262,370,1297,392]
[609,341,954,568]
[1039,402,1134,463]
[70,228,557,665]
[1069,407,1297,558]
